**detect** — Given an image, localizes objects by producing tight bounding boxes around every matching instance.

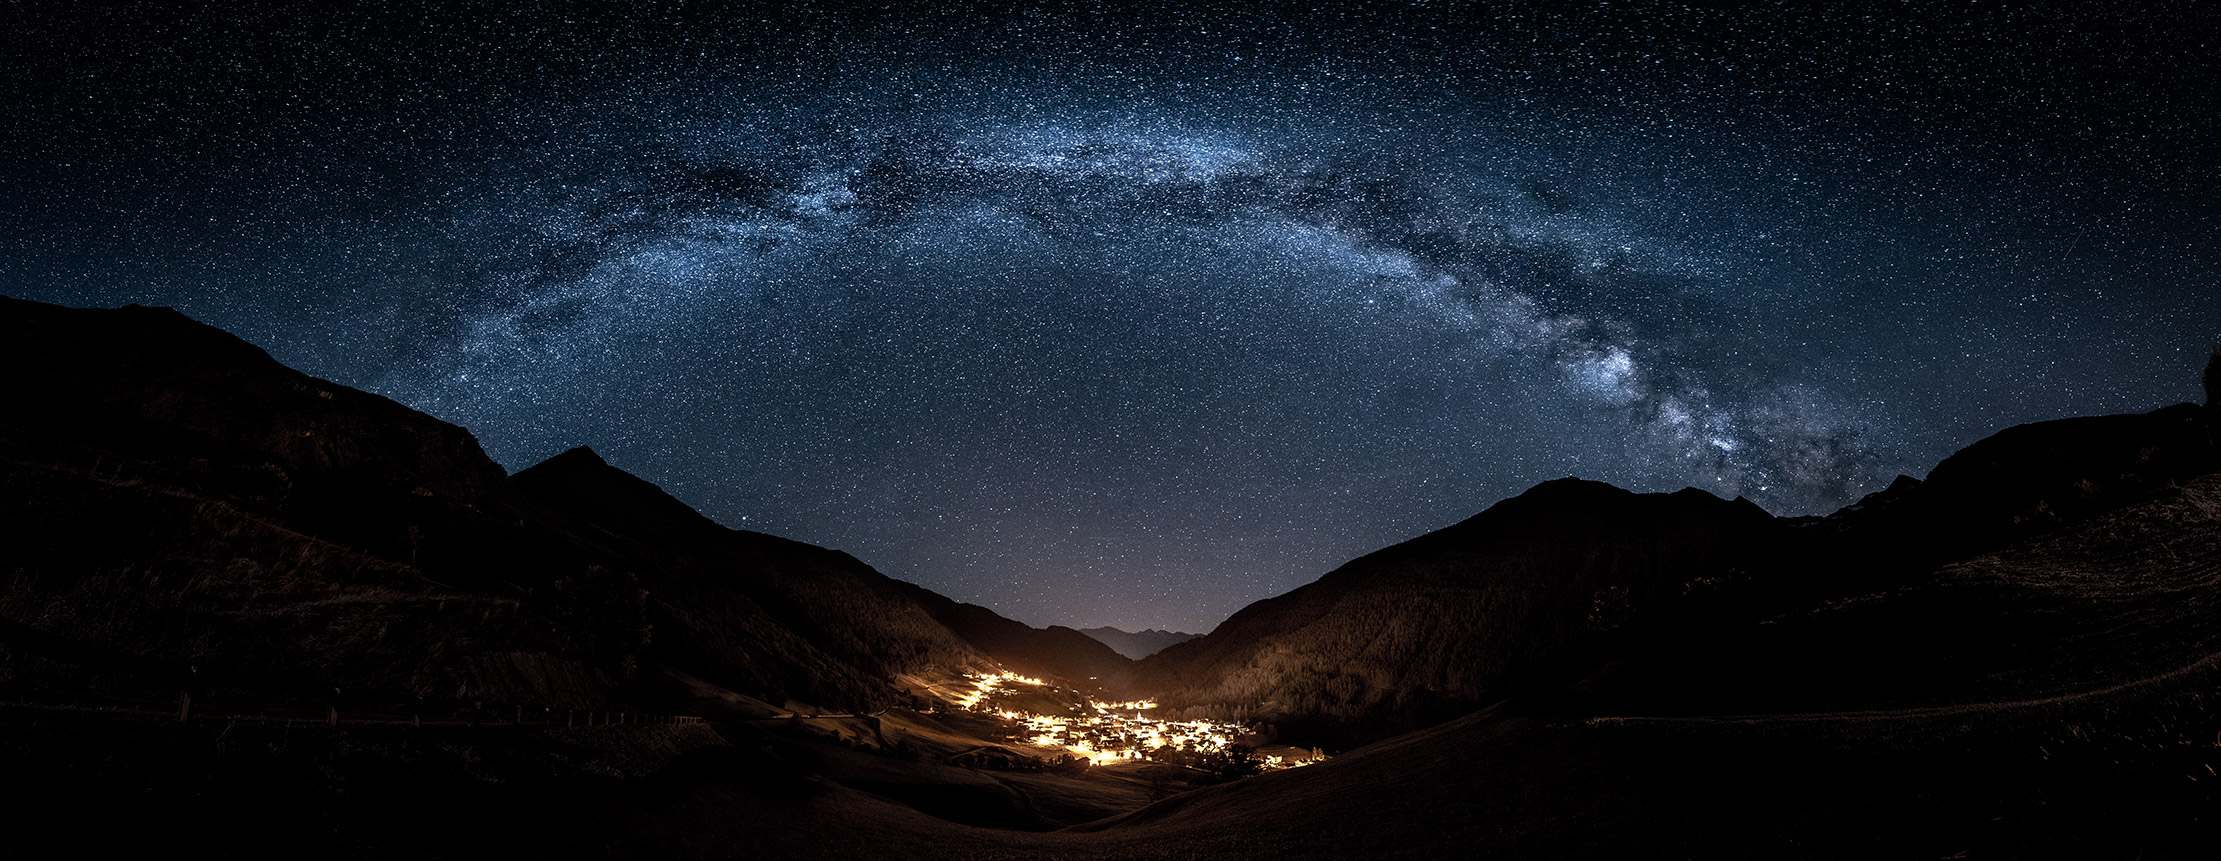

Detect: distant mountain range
[1077,627,1201,660]
[6,296,2218,857]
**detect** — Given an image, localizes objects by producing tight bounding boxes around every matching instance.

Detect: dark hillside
[1131,480,1787,746]
[0,297,595,591]
[912,597,1133,687]
[10,296,2219,857]
[342,469,2221,859]
[1591,465,2221,718]
[1070,469,2221,858]
[1136,400,2220,750]
[1078,627,1200,660]
[512,446,993,710]
[0,297,636,707]
[1813,403,2218,574]
[511,446,1132,691]
[0,298,1098,716]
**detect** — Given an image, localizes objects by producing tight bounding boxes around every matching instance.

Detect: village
[949,671,1324,772]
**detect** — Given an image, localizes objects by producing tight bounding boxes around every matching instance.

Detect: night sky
[6,2,2217,633]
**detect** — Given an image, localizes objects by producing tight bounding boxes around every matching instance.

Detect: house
[947,745,1037,770]
[1254,744,1326,766]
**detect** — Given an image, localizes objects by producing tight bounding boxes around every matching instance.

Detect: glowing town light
[939,671,1325,773]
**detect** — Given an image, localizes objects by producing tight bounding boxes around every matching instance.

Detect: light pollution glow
[950,671,1322,770]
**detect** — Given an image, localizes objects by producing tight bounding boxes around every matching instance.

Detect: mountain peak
[513,445,729,542]
[1078,626,1202,660]
[541,445,609,469]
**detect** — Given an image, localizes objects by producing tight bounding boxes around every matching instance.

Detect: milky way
[7,3,2217,631]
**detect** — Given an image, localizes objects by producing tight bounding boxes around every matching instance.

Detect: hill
[1125,479,1787,746]
[1058,466,2221,857]
[0,298,626,709]
[512,446,1132,700]
[473,394,2221,858]
[1129,396,2220,749]
[330,451,2221,859]
[1078,627,1201,660]
[6,295,2218,856]
[0,296,1107,717]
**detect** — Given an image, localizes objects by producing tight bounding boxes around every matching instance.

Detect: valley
[1,296,2217,857]
[946,669,1324,770]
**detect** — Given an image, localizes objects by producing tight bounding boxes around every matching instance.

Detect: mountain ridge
[1078,626,1202,660]
[0,296,1123,715]
[6,296,2220,856]
[1127,399,2220,748]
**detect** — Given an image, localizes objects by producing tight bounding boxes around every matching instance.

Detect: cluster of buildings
[951,671,1323,770]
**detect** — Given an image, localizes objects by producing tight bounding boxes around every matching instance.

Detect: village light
[943,670,1325,772]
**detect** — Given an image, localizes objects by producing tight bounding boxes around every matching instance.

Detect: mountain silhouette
[1053,466,2221,858]
[1125,479,1786,746]
[1124,394,2220,749]
[1078,627,1201,660]
[513,444,1131,700]
[0,297,628,706]
[0,296,1110,717]
[4,295,2218,857]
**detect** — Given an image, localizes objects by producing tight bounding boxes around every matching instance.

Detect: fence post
[326,706,338,728]
[177,692,192,723]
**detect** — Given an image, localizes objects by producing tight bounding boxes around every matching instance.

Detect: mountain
[505,386,2221,857]
[1126,393,2221,750]
[0,296,1104,717]
[0,298,628,708]
[1809,402,2218,574]
[1052,468,2221,858]
[8,295,2219,856]
[510,446,994,712]
[897,593,1135,687]
[384,417,2221,859]
[1078,627,1201,660]
[512,446,1132,700]
[1126,479,1787,746]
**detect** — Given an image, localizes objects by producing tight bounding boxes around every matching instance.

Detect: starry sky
[6,2,2217,633]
